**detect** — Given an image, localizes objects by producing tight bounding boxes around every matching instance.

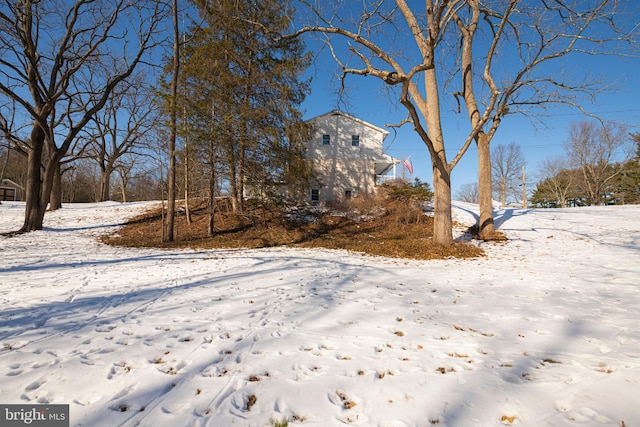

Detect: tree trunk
[166,152,176,239]
[432,161,453,246]
[477,133,496,239]
[420,63,454,247]
[41,153,61,213]
[184,144,191,224]
[49,161,62,210]
[236,146,245,212]
[165,0,180,242]
[183,105,191,224]
[228,152,239,212]
[21,126,47,232]
[120,180,127,203]
[118,170,129,202]
[208,156,216,236]
[99,166,112,202]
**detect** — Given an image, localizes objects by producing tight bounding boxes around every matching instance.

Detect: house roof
[0,179,24,189]
[306,110,390,141]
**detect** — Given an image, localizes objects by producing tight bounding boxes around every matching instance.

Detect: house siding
[305,111,396,203]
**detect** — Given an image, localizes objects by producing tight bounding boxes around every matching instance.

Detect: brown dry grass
[102,196,485,260]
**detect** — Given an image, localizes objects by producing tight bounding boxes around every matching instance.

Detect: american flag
[402,156,413,174]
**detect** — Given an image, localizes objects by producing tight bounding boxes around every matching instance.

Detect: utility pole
[522,165,527,209]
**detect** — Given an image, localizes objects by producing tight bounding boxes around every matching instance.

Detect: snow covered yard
[0,201,639,427]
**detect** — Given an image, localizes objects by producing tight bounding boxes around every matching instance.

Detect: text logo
[1,405,69,426]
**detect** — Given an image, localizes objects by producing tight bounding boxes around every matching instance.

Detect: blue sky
[297,7,640,197]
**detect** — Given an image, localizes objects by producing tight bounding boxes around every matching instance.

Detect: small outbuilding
[0,179,24,201]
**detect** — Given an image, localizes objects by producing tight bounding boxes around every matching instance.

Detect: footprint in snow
[31,355,59,368]
[35,391,59,404]
[274,398,287,414]
[194,405,214,417]
[564,406,614,424]
[25,379,46,391]
[200,364,224,377]
[329,390,368,425]
[7,368,23,377]
[108,362,133,379]
[109,385,135,401]
[95,324,117,333]
[73,394,102,406]
[160,360,188,375]
[110,402,144,413]
[162,401,189,414]
[292,364,328,381]
[3,340,29,350]
[582,336,612,354]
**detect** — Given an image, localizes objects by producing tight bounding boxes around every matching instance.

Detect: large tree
[173,0,312,216]
[292,0,638,245]
[0,0,167,232]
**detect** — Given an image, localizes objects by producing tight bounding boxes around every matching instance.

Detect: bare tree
[0,0,167,232]
[1,135,27,186]
[83,76,155,202]
[535,156,577,208]
[291,0,638,245]
[116,155,136,203]
[0,99,29,185]
[566,121,632,205]
[115,153,160,202]
[492,143,526,207]
[60,158,99,203]
[455,182,479,204]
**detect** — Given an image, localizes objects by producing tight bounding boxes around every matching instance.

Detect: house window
[345,190,352,199]
[351,135,360,146]
[322,134,330,145]
[311,189,320,202]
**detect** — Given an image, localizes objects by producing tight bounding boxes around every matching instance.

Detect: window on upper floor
[322,134,330,145]
[351,135,360,146]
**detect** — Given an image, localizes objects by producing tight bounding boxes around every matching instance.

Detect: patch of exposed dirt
[103,198,485,260]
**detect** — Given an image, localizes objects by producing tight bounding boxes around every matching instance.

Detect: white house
[305,110,399,203]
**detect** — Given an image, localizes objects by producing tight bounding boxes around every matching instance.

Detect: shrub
[382,178,434,202]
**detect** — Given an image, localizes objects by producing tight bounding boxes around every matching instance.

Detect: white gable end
[303,110,399,203]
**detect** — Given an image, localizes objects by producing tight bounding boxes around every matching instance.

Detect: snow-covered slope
[1,201,638,427]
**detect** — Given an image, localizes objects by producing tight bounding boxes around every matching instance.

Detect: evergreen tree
[178,0,312,214]
[609,133,640,204]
